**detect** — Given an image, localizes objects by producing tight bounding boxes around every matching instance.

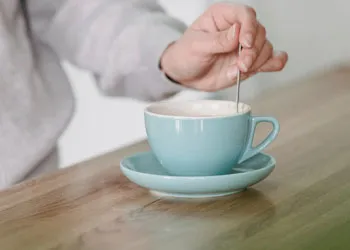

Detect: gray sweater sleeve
[27,0,188,101]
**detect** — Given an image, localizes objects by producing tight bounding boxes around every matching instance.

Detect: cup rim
[144,100,251,119]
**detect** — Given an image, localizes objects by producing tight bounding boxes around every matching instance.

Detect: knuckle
[247,6,257,17]
[243,6,257,17]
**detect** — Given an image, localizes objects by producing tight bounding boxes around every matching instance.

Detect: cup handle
[238,116,280,163]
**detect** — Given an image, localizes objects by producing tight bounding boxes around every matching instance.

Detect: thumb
[207,23,240,54]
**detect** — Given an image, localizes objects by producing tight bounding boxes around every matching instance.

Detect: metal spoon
[235,44,243,112]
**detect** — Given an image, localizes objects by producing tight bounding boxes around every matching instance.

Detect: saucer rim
[120,151,276,180]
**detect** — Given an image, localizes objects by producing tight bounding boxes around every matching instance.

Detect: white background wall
[245,0,350,92]
[58,0,350,167]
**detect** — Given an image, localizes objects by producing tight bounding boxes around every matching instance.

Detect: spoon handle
[235,44,243,112]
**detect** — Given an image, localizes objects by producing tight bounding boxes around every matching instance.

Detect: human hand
[160,3,288,91]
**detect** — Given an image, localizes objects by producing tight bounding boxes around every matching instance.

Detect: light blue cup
[144,100,279,176]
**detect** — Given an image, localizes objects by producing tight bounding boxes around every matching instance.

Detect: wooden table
[1,66,350,250]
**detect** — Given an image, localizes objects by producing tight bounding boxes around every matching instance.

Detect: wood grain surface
[1,66,350,250]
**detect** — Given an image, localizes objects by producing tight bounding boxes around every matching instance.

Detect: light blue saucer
[120,151,276,198]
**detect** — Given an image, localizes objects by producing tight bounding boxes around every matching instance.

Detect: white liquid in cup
[145,100,251,118]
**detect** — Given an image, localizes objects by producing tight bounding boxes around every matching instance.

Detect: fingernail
[242,34,253,47]
[228,24,237,41]
[242,56,253,71]
[238,60,248,72]
[227,66,238,80]
[274,50,284,56]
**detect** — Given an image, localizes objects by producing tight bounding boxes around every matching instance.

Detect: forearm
[27,0,188,101]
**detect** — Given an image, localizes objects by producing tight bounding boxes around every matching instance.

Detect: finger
[258,51,288,72]
[237,23,267,72]
[226,64,257,85]
[208,3,258,48]
[238,6,259,48]
[196,23,240,54]
[249,40,273,71]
